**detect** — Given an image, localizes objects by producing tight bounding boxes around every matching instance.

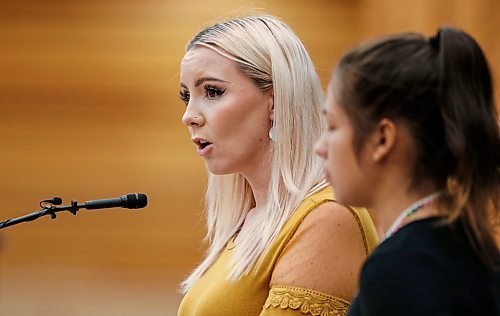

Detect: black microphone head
[52,197,63,205]
[41,197,63,205]
[124,193,148,209]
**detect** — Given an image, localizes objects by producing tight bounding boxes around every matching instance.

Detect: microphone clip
[39,197,63,219]
[69,200,79,215]
[38,197,80,219]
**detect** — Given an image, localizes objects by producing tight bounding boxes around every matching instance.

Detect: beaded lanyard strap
[384,192,441,240]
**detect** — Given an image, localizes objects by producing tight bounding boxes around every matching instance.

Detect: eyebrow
[180,77,231,89]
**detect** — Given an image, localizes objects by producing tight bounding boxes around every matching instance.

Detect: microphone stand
[0,193,146,230]
[0,199,81,230]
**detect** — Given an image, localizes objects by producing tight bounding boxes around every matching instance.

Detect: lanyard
[384,192,441,240]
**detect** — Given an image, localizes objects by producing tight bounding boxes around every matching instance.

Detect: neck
[233,165,270,240]
[370,181,441,234]
[241,162,271,211]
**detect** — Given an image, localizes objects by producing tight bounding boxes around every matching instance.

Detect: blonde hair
[181,15,327,293]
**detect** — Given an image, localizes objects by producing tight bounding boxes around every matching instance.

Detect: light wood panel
[0,0,498,314]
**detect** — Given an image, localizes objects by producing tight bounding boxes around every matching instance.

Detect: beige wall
[1,1,499,315]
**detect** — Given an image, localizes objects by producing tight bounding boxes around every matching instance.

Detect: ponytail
[336,27,499,269]
[436,27,500,269]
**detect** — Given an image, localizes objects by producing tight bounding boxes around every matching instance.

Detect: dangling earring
[269,123,275,142]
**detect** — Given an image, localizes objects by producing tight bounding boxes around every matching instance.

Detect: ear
[370,118,397,162]
[268,90,274,121]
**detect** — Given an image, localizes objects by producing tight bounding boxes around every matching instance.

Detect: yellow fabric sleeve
[260,285,349,316]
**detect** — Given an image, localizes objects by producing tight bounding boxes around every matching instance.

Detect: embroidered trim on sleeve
[263,285,350,316]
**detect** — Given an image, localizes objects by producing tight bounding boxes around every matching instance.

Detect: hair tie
[429,30,441,51]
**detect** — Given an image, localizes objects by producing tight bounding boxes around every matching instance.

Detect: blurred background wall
[0,0,498,315]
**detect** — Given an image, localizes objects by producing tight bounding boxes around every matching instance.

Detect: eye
[204,85,226,99]
[327,122,336,132]
[179,90,190,105]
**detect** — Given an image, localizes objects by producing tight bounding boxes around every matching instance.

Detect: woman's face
[179,46,273,175]
[314,84,370,206]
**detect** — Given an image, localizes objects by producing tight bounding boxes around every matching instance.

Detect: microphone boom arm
[0,193,147,229]
[0,200,81,229]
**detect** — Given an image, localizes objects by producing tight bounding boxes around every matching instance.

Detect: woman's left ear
[268,91,274,121]
[371,118,397,162]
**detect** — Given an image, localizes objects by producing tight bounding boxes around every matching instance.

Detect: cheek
[218,96,268,134]
[209,101,269,151]
[325,134,352,179]
[208,102,243,134]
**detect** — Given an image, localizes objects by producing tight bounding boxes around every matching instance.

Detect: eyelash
[179,91,190,105]
[204,85,226,99]
[178,85,226,105]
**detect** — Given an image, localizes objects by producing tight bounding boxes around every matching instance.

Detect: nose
[314,133,327,159]
[181,105,205,127]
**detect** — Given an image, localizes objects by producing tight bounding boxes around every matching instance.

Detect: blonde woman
[177,15,379,315]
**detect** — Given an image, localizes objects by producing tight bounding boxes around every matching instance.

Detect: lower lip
[197,144,213,156]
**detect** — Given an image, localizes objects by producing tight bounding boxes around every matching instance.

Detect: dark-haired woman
[315,28,499,315]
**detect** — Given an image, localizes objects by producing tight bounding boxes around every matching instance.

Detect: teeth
[200,140,208,144]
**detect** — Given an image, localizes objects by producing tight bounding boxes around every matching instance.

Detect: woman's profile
[315,27,499,315]
[177,15,379,316]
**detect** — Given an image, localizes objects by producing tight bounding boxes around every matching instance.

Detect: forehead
[324,82,337,113]
[180,46,240,84]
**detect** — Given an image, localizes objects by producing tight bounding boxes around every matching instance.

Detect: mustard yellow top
[178,187,379,316]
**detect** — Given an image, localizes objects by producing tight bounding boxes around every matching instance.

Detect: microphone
[0,193,148,229]
[41,197,63,205]
[83,193,148,210]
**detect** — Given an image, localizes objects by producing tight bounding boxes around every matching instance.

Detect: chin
[330,184,347,204]
[336,190,364,208]
[205,161,234,176]
[208,169,230,176]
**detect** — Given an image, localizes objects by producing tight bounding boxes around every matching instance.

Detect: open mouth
[198,140,212,150]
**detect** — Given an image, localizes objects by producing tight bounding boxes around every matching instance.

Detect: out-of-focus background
[0,0,498,315]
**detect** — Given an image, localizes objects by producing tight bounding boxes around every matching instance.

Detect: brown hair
[335,28,499,269]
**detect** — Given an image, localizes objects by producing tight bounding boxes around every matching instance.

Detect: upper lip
[191,137,212,146]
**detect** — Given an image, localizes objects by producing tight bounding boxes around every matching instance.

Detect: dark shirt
[348,217,499,316]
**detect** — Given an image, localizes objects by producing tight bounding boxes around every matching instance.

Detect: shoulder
[270,201,369,301]
[294,201,369,256]
[295,186,379,253]
[355,249,457,314]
